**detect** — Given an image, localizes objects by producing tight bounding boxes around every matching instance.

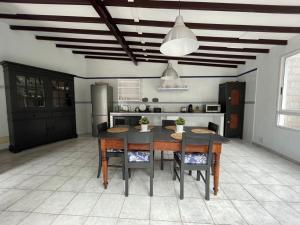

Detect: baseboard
[253,142,300,165]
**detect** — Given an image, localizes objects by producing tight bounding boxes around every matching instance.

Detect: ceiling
[0,0,300,69]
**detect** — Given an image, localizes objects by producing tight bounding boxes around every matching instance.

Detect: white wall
[84,59,237,133]
[238,34,300,162]
[0,21,88,149]
[237,70,257,142]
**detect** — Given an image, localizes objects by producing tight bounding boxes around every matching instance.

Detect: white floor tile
[18,212,56,225]
[34,191,76,214]
[37,176,69,191]
[84,217,118,225]
[51,215,87,225]
[91,194,125,217]
[120,196,150,220]
[0,211,28,225]
[150,197,181,222]
[261,201,300,225]
[206,200,247,225]
[8,190,53,212]
[0,189,29,210]
[178,198,212,223]
[233,200,280,225]
[62,193,100,216]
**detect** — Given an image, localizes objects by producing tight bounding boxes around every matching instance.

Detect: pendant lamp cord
[179,0,181,15]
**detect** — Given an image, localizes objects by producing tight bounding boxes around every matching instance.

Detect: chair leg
[196,170,201,181]
[172,160,176,180]
[97,157,102,178]
[150,165,153,197]
[188,170,192,176]
[180,167,184,200]
[125,167,129,197]
[160,151,164,170]
[205,169,210,200]
[122,165,125,180]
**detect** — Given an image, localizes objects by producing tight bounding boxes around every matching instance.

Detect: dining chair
[161,120,176,170]
[97,122,126,179]
[208,122,219,134]
[124,131,154,197]
[173,132,214,200]
[188,122,219,176]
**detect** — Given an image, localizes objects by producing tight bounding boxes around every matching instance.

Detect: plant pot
[176,125,184,133]
[141,124,148,132]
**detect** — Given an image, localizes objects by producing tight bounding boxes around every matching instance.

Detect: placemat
[191,128,215,134]
[165,125,176,131]
[170,132,182,140]
[134,125,154,130]
[107,127,129,133]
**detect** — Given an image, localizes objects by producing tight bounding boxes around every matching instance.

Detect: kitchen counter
[110,112,224,116]
[110,112,225,135]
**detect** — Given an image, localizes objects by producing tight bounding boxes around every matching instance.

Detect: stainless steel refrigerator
[91,83,113,137]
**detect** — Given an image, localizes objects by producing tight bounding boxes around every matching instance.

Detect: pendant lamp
[160,3,199,56]
[161,62,179,80]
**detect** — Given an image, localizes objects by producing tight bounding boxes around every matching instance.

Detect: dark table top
[100,126,229,144]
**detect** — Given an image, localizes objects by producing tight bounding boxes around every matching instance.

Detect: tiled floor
[0,137,299,225]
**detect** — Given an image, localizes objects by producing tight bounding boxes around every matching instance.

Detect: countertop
[110,112,224,116]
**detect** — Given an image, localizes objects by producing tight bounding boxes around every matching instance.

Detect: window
[277,51,300,130]
[118,79,141,102]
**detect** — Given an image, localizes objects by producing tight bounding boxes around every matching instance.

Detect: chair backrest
[127,131,153,145]
[181,132,214,166]
[162,120,175,127]
[208,122,219,134]
[97,122,108,135]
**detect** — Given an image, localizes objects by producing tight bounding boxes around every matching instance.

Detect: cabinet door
[51,79,74,109]
[47,116,76,142]
[225,83,245,138]
[13,119,47,151]
[12,74,46,111]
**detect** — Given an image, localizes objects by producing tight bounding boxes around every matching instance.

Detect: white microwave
[205,104,221,113]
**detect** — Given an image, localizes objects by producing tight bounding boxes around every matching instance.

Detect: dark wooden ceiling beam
[36,35,268,53]
[134,53,245,65]
[72,50,245,64]
[36,35,119,44]
[10,25,287,45]
[0,0,88,4]
[2,13,300,33]
[84,55,238,68]
[123,31,287,45]
[104,0,300,14]
[56,43,256,59]
[1,0,300,14]
[87,0,137,65]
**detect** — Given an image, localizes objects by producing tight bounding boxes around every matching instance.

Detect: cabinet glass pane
[52,80,72,108]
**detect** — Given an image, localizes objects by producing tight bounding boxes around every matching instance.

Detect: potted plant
[175,117,185,133]
[139,117,150,132]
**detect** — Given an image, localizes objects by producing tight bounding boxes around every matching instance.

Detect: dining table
[99,126,229,195]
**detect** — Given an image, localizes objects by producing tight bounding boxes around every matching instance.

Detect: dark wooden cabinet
[219,82,245,138]
[2,61,77,152]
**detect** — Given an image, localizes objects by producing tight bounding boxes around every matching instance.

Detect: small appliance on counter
[205,104,221,113]
[180,107,187,113]
[153,107,162,113]
[188,104,193,113]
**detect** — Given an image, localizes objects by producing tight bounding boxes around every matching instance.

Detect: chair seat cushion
[175,152,207,164]
[128,151,150,162]
[107,149,123,153]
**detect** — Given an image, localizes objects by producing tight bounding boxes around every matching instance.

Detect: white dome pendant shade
[161,62,179,80]
[160,15,199,56]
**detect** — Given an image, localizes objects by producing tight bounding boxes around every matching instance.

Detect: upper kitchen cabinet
[2,61,77,152]
[219,82,246,138]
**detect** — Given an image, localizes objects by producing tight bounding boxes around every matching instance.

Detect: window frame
[276,49,300,131]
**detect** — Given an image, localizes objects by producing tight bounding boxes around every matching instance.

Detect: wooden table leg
[213,152,221,195]
[100,139,108,189]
